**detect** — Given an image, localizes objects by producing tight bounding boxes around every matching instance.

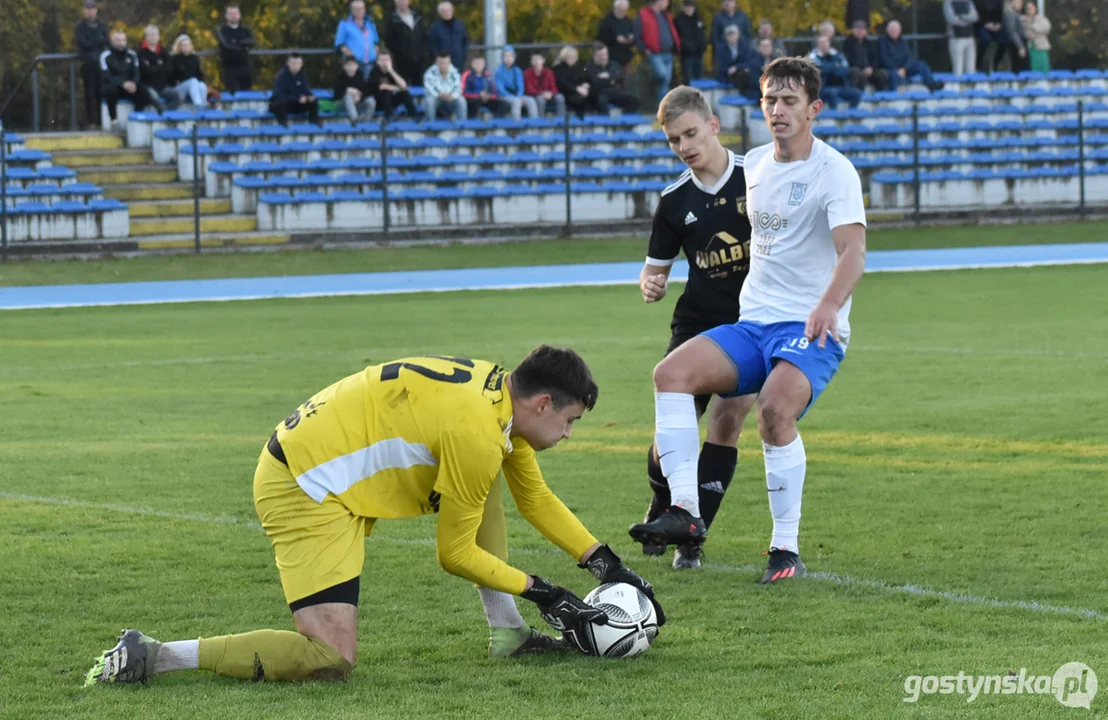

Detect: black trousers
[103,83,154,120]
[565,91,606,118]
[222,65,254,93]
[848,67,889,91]
[599,88,640,112]
[465,97,510,118]
[81,61,102,127]
[376,89,418,118]
[269,97,320,125]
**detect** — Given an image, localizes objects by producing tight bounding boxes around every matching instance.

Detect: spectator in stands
[423,52,466,122]
[674,0,707,84]
[816,20,842,51]
[269,53,320,126]
[368,50,419,119]
[169,35,212,110]
[753,19,787,58]
[216,4,256,93]
[809,34,861,108]
[554,46,605,118]
[101,30,158,129]
[384,0,429,87]
[741,36,776,100]
[842,21,888,91]
[429,2,469,73]
[715,25,751,89]
[1021,1,1051,72]
[584,43,641,113]
[138,25,179,111]
[495,46,538,120]
[462,56,508,119]
[635,0,681,104]
[524,53,566,117]
[596,0,636,80]
[76,0,110,129]
[944,0,979,75]
[335,55,374,122]
[880,20,944,91]
[845,0,870,28]
[974,0,1008,73]
[1003,0,1028,72]
[335,0,379,80]
[710,0,754,57]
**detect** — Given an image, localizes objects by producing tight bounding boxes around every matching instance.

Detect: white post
[484,0,507,72]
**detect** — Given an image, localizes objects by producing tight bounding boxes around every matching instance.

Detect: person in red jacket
[634,0,681,103]
[523,52,566,116]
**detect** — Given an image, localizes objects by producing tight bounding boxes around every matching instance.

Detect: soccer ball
[581,582,659,658]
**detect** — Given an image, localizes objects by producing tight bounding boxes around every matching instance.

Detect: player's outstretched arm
[807,223,866,348]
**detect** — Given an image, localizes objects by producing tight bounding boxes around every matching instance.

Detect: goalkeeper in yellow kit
[86,346,664,685]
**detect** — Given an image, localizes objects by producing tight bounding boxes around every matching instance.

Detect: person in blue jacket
[494,46,538,121]
[334,0,379,79]
[462,56,509,118]
[879,20,944,91]
[808,35,861,108]
[428,1,469,72]
[269,53,320,126]
[740,37,776,100]
[715,24,752,89]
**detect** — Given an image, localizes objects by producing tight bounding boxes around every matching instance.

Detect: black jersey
[647,150,753,329]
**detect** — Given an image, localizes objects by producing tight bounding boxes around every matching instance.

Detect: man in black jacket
[673,0,707,84]
[841,21,888,91]
[975,0,1008,72]
[596,0,636,80]
[270,53,319,126]
[101,30,157,128]
[75,0,110,128]
[584,43,640,112]
[216,4,256,92]
[383,0,429,87]
[138,25,178,109]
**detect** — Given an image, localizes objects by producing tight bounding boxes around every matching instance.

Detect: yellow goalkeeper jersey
[273,355,598,595]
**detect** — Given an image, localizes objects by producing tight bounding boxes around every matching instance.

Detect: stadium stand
[3,67,1107,245]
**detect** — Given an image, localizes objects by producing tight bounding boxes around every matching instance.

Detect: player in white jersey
[629,57,867,583]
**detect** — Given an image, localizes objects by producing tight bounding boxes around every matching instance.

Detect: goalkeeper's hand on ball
[521,576,607,654]
[580,544,667,626]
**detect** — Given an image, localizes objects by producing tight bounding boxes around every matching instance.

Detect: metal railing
[2,35,949,132]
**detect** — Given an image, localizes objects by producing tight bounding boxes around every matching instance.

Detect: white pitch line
[2,491,1104,623]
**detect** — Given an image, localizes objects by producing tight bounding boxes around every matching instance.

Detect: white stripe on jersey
[295,437,437,503]
[661,169,693,197]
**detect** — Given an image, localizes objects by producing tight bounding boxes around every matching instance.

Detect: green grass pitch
[1,255,1106,717]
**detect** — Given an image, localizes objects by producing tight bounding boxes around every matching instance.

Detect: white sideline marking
[2,491,1104,622]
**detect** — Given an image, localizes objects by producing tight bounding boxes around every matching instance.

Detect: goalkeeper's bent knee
[198,629,352,682]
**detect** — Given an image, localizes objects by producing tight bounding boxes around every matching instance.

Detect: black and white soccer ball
[581,582,659,658]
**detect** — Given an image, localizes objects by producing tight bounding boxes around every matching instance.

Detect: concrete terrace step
[128,213,257,236]
[22,132,125,152]
[50,148,153,167]
[128,198,232,218]
[133,230,291,251]
[105,183,194,201]
[78,164,178,185]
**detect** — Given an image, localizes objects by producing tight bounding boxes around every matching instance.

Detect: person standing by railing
[335,0,380,80]
[216,4,256,93]
[944,0,979,76]
[1021,1,1051,72]
[75,0,110,129]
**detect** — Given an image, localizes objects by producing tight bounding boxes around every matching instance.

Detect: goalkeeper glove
[521,576,607,655]
[580,544,667,626]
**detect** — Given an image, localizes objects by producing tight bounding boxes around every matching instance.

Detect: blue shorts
[701,320,845,417]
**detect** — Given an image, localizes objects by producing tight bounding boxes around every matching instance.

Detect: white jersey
[739,137,866,346]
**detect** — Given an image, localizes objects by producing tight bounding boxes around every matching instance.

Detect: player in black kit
[629,86,756,569]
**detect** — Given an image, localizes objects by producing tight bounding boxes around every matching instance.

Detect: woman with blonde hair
[169,34,210,108]
[1021,1,1051,72]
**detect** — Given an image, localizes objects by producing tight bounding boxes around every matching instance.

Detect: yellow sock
[198,630,352,682]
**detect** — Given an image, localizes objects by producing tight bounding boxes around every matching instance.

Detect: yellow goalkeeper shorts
[253,446,371,606]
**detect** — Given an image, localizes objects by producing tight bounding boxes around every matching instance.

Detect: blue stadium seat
[1047,70,1075,81]
[36,167,78,182]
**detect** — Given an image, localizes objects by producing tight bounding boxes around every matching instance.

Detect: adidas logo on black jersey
[684,211,698,225]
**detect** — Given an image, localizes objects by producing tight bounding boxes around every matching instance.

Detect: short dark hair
[760,56,822,103]
[436,51,452,60]
[288,52,303,60]
[511,345,598,411]
[593,41,607,53]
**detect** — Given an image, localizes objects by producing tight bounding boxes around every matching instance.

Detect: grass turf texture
[2,264,1106,718]
[1,219,1106,287]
